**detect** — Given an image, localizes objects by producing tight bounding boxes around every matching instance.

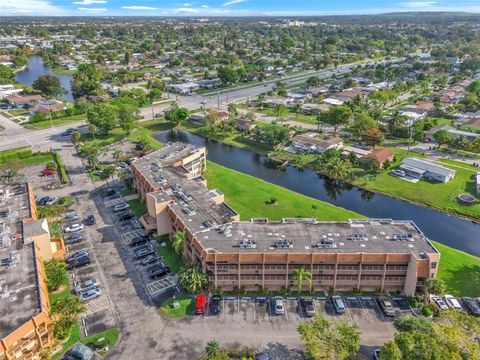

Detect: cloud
[78,6,107,11]
[72,0,106,4]
[0,0,66,15]
[201,4,208,7]
[122,5,158,10]
[182,3,192,5]
[222,0,244,6]
[400,1,438,7]
[175,7,199,13]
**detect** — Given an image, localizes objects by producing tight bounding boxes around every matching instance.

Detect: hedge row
[0,149,33,162]
[53,151,68,184]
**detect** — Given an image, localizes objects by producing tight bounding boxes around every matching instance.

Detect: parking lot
[103,190,179,299]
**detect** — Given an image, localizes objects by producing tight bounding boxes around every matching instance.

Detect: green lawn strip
[89,164,115,182]
[432,241,480,297]
[51,322,81,360]
[49,265,82,360]
[353,156,480,221]
[180,121,271,155]
[80,328,120,355]
[8,108,28,116]
[119,187,137,196]
[24,114,87,130]
[156,235,185,274]
[0,111,13,118]
[127,198,147,217]
[203,161,360,221]
[21,153,54,167]
[159,294,194,318]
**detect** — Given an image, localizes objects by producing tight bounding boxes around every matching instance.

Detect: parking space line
[236,298,240,323]
[284,300,289,320]
[345,299,353,321]
[373,298,386,321]
[360,297,370,320]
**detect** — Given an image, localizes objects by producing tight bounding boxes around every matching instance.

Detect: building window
[430,262,437,269]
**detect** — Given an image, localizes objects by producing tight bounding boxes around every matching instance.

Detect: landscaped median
[159,294,194,318]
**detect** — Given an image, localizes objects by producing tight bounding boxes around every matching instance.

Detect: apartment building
[0,183,65,360]
[131,143,440,296]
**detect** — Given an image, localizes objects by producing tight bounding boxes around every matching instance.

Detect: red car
[41,169,55,176]
[194,294,207,315]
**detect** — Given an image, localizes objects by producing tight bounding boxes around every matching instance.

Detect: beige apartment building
[0,183,65,360]
[131,143,440,296]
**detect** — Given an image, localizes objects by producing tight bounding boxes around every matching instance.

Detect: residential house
[166,82,199,95]
[226,118,256,131]
[302,103,330,115]
[292,132,343,153]
[399,157,456,183]
[425,125,480,142]
[364,148,395,167]
[5,94,44,108]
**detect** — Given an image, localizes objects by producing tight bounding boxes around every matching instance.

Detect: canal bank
[155,129,480,257]
[15,56,74,102]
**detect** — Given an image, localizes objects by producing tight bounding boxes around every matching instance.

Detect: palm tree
[321,157,352,181]
[292,267,313,293]
[205,340,220,358]
[71,131,81,145]
[171,230,186,254]
[227,102,238,117]
[292,102,302,120]
[178,264,208,293]
[88,124,97,140]
[273,104,288,124]
[388,111,407,136]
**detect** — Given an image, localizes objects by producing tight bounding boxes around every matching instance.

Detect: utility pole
[217,91,220,110]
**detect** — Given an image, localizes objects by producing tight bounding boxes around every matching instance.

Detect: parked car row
[431,294,480,316]
[35,195,58,206]
[66,250,91,269]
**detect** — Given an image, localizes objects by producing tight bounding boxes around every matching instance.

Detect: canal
[15,56,74,103]
[156,130,480,256]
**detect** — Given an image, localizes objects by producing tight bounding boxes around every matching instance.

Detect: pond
[15,56,74,103]
[156,130,480,257]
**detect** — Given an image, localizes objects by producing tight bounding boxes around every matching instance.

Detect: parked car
[65,213,80,222]
[113,203,130,212]
[331,295,346,314]
[392,169,406,177]
[130,235,149,247]
[66,255,91,269]
[140,254,159,266]
[64,223,85,233]
[104,188,116,197]
[462,297,480,316]
[135,246,155,259]
[300,297,315,317]
[376,296,396,317]
[147,264,170,279]
[37,196,50,205]
[61,128,76,137]
[40,169,55,176]
[80,288,102,302]
[74,279,99,295]
[274,296,285,315]
[63,343,94,360]
[445,295,463,311]
[66,250,89,262]
[254,354,270,360]
[210,295,222,315]
[195,294,207,314]
[431,295,449,311]
[119,212,135,222]
[45,196,59,205]
[84,215,95,226]
[64,234,84,245]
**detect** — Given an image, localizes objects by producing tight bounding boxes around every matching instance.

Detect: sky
[1,0,480,16]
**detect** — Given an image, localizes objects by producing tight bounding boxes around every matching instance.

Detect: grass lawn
[353,156,480,221]
[119,187,137,196]
[24,113,87,130]
[159,295,194,318]
[127,198,147,217]
[180,121,271,155]
[253,107,317,125]
[49,264,82,360]
[156,235,185,274]
[432,241,480,297]
[89,164,115,182]
[203,161,360,221]
[80,328,120,355]
[79,118,169,153]
[21,153,54,166]
[8,108,28,116]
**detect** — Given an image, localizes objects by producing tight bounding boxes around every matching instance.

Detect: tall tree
[298,313,361,360]
[32,74,65,97]
[323,105,352,136]
[87,103,117,134]
[273,104,288,124]
[171,231,186,254]
[119,106,136,135]
[361,127,384,148]
[292,267,313,293]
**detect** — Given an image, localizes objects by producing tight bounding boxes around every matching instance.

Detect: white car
[431,295,449,311]
[45,196,59,205]
[392,169,406,177]
[80,288,102,302]
[274,296,285,315]
[64,223,85,233]
[444,295,462,311]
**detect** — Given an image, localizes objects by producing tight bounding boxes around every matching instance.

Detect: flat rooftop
[0,183,41,339]
[196,219,438,256]
[132,142,437,258]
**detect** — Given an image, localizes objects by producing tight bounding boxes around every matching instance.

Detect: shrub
[53,151,68,184]
[422,305,433,317]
